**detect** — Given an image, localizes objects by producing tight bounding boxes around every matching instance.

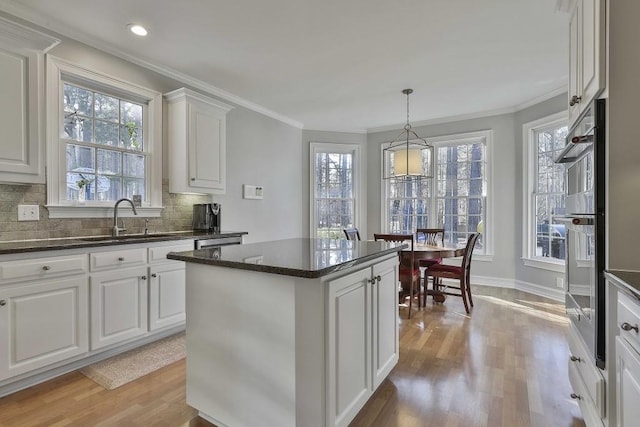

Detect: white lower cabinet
[90,266,148,350]
[148,262,186,331]
[616,336,640,427]
[327,257,399,427]
[0,276,88,380]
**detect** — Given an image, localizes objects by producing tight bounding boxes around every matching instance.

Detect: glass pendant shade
[382,89,434,180]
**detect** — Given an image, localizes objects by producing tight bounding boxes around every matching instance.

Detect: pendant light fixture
[383,89,434,181]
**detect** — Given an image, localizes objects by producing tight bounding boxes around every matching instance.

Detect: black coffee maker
[192,203,221,232]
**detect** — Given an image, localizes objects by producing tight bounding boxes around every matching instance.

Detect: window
[523,112,568,270]
[46,56,162,218]
[384,131,491,255]
[63,83,145,202]
[310,143,360,239]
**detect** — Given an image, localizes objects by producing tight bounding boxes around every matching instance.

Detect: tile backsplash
[0,180,211,242]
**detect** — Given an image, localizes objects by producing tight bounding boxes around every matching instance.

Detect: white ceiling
[0,0,569,132]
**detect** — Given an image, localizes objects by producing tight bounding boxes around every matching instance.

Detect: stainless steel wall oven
[555,98,606,369]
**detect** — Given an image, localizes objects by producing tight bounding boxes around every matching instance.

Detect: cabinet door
[327,268,372,427]
[90,266,148,350]
[166,88,232,195]
[580,0,605,115]
[188,99,226,192]
[372,257,399,388]
[148,263,186,331]
[0,276,88,380]
[568,0,581,123]
[0,18,56,184]
[616,336,640,427]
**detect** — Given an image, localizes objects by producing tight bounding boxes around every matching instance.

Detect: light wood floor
[0,286,586,427]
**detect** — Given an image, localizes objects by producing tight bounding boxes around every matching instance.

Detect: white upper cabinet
[568,0,605,126]
[165,88,233,194]
[0,17,58,184]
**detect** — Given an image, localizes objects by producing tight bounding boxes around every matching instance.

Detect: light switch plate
[18,205,39,221]
[243,184,264,200]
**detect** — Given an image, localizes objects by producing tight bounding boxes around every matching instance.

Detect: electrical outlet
[556,277,565,289]
[18,205,39,221]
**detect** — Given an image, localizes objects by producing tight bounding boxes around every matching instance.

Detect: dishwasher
[193,235,243,259]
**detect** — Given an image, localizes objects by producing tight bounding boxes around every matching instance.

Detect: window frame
[381,130,493,259]
[46,56,163,219]
[309,142,362,239]
[521,111,568,272]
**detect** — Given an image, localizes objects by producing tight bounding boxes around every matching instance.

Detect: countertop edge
[606,270,640,298]
[0,231,248,255]
[168,245,404,279]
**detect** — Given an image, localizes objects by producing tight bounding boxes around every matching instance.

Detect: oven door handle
[556,215,594,226]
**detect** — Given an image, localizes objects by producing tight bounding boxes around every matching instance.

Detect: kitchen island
[167,238,404,427]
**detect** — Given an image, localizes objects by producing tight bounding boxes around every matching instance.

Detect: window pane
[121,124,143,151]
[66,144,95,172]
[98,176,122,201]
[121,101,143,128]
[124,178,145,199]
[94,120,119,146]
[63,84,92,116]
[97,149,122,175]
[94,93,119,121]
[64,117,93,142]
[124,153,145,178]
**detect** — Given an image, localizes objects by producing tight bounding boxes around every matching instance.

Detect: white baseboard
[470,274,565,302]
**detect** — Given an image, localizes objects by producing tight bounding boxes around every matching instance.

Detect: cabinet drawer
[567,323,605,418]
[618,291,640,354]
[148,242,193,264]
[0,254,87,284]
[90,248,147,271]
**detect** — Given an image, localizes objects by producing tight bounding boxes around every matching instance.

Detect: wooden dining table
[401,243,465,303]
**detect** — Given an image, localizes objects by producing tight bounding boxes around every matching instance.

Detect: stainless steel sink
[79,233,178,242]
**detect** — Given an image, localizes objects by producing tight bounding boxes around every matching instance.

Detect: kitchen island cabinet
[168,238,403,427]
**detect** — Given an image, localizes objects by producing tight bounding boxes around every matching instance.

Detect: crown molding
[0,13,59,51]
[367,86,568,134]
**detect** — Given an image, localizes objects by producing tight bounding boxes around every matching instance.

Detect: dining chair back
[373,233,421,318]
[343,227,361,241]
[415,228,445,290]
[416,228,445,246]
[424,232,480,314]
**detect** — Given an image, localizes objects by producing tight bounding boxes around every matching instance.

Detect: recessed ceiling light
[128,24,148,37]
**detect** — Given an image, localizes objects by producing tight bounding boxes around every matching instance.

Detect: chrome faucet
[113,198,138,236]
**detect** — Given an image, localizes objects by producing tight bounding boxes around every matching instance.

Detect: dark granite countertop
[167,237,406,279]
[606,270,640,298]
[0,231,248,255]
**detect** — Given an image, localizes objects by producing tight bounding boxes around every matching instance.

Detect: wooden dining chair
[415,228,445,294]
[343,227,361,241]
[424,233,480,314]
[373,233,421,318]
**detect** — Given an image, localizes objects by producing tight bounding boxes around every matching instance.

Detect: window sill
[522,257,566,273]
[46,205,163,219]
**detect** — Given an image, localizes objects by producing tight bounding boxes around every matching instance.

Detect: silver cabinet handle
[376,275,381,283]
[0,300,6,306]
[151,273,157,278]
[570,393,581,400]
[569,95,581,106]
[368,277,376,284]
[118,257,125,261]
[42,265,51,271]
[569,355,581,362]
[621,322,639,333]
[191,177,196,181]
[141,275,147,280]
